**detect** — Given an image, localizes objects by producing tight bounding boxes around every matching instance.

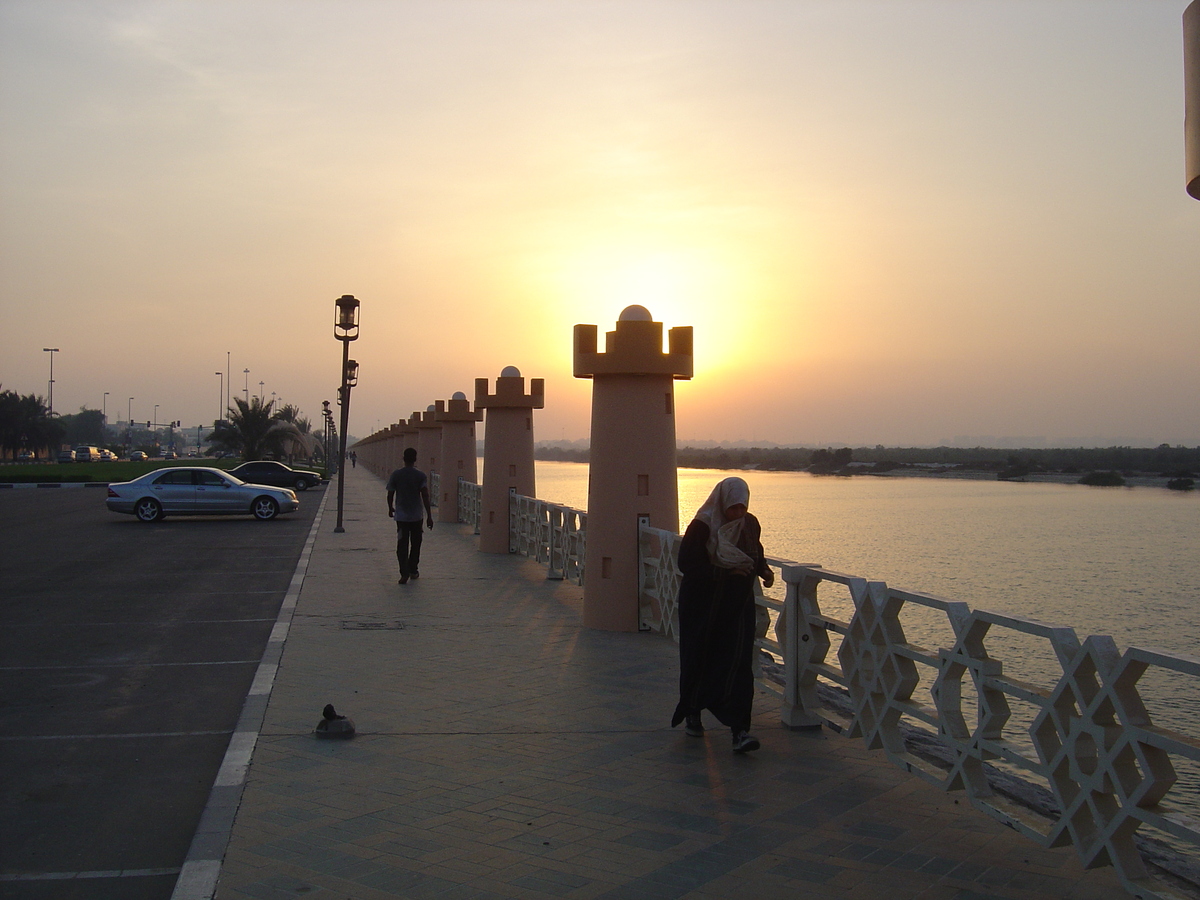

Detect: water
[534,460,1200,850]
[537,461,1200,651]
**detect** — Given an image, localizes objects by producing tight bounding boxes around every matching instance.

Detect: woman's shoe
[685,714,705,737]
[732,731,760,753]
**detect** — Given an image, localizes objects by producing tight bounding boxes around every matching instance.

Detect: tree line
[0,387,324,464]
[535,443,1200,476]
[0,389,63,459]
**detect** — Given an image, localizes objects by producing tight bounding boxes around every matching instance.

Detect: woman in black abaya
[671,476,774,753]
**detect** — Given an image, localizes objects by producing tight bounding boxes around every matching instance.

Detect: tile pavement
[213,465,1130,900]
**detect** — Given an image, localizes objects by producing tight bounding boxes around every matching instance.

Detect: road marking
[0,731,232,741]
[214,730,258,786]
[4,618,277,627]
[248,664,277,695]
[1,660,260,670]
[0,868,181,881]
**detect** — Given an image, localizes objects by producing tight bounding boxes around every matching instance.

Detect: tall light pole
[226,351,231,417]
[333,294,360,533]
[42,348,59,416]
[102,392,109,437]
[1187,0,1199,199]
[215,372,223,423]
[258,380,264,403]
[322,400,332,474]
[127,398,134,454]
[243,368,250,402]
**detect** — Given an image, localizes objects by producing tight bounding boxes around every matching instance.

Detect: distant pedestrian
[350,451,357,468]
[386,447,434,584]
[671,476,774,753]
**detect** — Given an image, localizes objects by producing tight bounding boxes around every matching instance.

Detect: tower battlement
[574,306,692,380]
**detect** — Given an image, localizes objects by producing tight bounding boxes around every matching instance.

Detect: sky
[2,0,1197,448]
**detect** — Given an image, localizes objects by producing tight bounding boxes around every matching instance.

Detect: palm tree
[206,397,302,461]
[272,404,317,463]
[0,388,64,459]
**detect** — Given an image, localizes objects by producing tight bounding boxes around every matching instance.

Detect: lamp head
[334,294,360,341]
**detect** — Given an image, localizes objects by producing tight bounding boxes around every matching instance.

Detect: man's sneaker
[399,574,409,584]
[732,731,760,753]
[685,714,705,737]
[410,570,420,579]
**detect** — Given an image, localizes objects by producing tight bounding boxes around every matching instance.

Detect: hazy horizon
[3,1,1198,448]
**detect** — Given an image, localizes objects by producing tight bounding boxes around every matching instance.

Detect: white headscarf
[692,476,754,571]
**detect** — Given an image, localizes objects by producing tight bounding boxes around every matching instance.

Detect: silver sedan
[105,467,299,522]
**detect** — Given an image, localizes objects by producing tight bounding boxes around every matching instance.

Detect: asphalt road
[0,483,323,900]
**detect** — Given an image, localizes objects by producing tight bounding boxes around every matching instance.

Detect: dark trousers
[396,520,423,576]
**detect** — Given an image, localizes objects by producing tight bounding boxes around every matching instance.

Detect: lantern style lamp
[334,294,360,341]
[333,295,362,532]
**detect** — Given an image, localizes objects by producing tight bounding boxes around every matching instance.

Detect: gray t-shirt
[386,466,428,522]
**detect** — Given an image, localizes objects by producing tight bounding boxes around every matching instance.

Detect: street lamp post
[322,400,332,474]
[259,381,265,403]
[42,348,59,417]
[102,392,109,439]
[243,368,250,402]
[215,372,223,423]
[127,398,134,454]
[333,294,360,533]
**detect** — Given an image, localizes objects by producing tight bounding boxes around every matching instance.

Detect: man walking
[386,447,434,584]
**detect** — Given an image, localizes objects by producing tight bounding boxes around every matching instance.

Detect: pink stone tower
[413,408,442,483]
[574,305,693,632]
[475,367,545,553]
[435,392,483,523]
[388,421,417,473]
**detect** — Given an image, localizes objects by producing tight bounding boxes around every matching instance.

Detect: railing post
[546,503,564,580]
[780,565,825,730]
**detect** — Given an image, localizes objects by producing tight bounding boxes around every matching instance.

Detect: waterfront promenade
[210,465,1130,900]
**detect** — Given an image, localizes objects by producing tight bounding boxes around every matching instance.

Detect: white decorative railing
[509,493,586,585]
[636,520,683,640]
[457,478,481,533]
[495,505,1200,895]
[635,522,1200,900]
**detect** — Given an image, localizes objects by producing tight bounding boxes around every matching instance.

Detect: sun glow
[522,240,773,384]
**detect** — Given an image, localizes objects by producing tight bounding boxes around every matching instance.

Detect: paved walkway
[212,465,1129,900]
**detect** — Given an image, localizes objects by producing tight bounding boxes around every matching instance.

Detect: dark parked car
[227,460,323,491]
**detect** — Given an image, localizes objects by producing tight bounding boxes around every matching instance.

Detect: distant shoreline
[534,444,1199,492]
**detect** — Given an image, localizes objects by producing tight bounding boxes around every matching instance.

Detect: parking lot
[0,484,323,900]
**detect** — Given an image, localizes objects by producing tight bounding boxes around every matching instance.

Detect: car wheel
[135,498,163,522]
[294,477,309,491]
[252,496,279,521]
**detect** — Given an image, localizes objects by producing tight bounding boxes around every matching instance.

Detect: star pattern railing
[482,505,1200,896]
[456,478,480,534]
[508,493,586,585]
